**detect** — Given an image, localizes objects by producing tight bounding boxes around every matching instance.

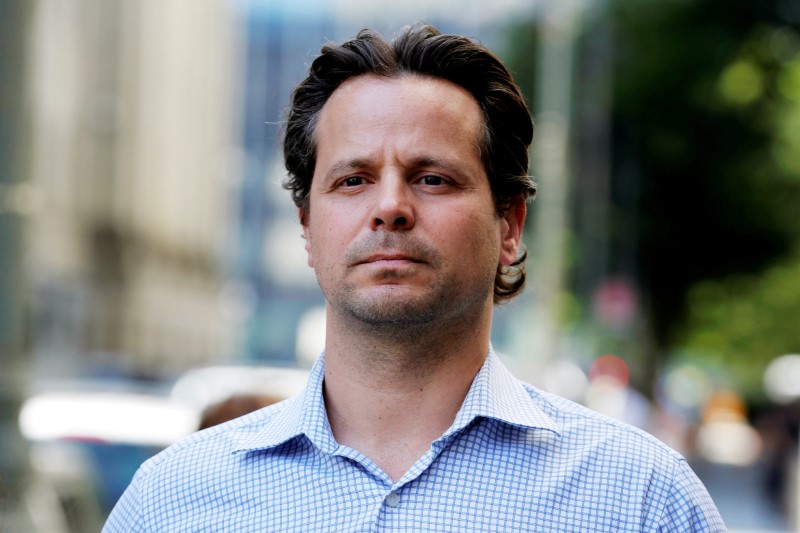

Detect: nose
[370,178,415,232]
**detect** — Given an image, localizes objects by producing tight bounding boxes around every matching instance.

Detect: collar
[231,353,332,453]
[231,349,561,454]
[442,349,562,441]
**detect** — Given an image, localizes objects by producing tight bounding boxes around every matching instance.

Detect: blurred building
[25,0,242,378]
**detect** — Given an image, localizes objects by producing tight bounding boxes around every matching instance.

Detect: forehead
[314,74,485,155]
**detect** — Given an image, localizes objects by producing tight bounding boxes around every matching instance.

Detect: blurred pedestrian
[104,23,725,531]
[197,393,282,430]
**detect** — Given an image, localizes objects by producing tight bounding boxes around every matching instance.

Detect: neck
[321,302,493,480]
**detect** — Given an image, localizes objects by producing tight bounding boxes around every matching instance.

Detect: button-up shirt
[104,351,726,532]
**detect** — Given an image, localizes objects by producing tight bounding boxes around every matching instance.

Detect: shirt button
[385,492,401,508]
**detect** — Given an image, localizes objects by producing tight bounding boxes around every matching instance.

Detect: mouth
[355,252,424,266]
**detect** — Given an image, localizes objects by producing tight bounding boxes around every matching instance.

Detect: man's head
[283,24,536,303]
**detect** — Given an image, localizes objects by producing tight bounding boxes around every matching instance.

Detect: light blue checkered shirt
[104,350,726,532]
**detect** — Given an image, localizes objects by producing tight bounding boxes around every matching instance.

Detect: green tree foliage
[682,249,800,397]
[505,0,800,396]
[610,0,800,348]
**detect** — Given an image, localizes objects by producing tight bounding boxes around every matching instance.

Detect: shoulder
[522,382,682,461]
[135,397,295,488]
[511,382,694,498]
[505,384,726,529]
[104,399,300,531]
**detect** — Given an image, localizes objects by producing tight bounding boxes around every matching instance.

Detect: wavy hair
[283,24,536,303]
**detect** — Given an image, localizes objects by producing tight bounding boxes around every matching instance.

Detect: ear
[499,196,526,267]
[300,207,314,268]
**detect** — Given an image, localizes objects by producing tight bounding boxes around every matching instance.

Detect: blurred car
[18,364,309,532]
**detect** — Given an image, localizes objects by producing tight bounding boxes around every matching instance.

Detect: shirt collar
[443,349,561,441]
[231,353,332,453]
[231,349,560,454]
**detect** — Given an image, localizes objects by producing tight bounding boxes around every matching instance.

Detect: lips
[357,252,423,265]
[343,235,439,269]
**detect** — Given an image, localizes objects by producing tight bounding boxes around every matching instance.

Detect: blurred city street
[696,460,794,532]
[3,0,800,530]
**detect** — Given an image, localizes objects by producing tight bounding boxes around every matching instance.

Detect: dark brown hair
[283,24,536,302]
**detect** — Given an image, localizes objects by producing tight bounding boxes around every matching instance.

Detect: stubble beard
[320,234,497,342]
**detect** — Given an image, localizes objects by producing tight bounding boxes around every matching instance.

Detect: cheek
[448,212,502,262]
[308,223,349,270]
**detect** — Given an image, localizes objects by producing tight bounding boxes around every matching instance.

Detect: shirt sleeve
[658,458,727,532]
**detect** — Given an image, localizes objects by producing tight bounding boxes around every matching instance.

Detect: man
[104,24,725,531]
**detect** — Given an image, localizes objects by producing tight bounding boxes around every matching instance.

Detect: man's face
[302,74,525,327]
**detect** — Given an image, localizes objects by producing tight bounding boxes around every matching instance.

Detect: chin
[342,289,441,326]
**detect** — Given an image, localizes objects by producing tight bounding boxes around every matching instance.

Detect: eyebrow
[322,159,373,184]
[410,156,463,176]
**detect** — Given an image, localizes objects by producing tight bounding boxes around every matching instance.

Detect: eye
[420,175,445,186]
[341,176,366,187]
